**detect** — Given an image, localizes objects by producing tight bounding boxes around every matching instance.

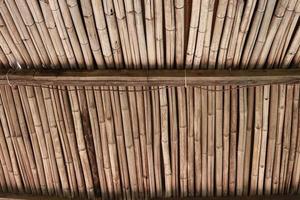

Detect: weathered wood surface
[1,69,300,86]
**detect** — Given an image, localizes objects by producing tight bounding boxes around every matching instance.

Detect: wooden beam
[0,193,299,200]
[1,69,300,87]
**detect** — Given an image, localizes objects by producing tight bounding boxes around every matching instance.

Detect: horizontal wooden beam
[1,69,300,87]
[0,193,299,200]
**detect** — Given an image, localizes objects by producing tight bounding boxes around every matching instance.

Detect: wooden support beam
[0,193,299,200]
[1,69,300,87]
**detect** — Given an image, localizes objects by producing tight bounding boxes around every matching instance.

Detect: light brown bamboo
[187,87,194,196]
[49,87,78,197]
[175,0,184,68]
[237,87,248,196]
[279,85,294,193]
[257,85,270,195]
[194,87,202,196]
[286,84,299,192]
[272,84,287,194]
[185,0,201,68]
[229,86,238,196]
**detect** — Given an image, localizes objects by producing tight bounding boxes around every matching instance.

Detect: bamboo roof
[0,0,299,199]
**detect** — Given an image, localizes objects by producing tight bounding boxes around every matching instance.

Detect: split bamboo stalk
[193,0,209,68]
[286,85,299,192]
[293,46,300,65]
[55,0,84,67]
[237,87,248,196]
[66,0,93,69]
[194,87,202,196]
[59,88,86,197]
[0,87,25,193]
[68,87,95,198]
[185,0,201,68]
[0,139,8,192]
[25,0,60,66]
[201,86,208,197]
[291,84,300,192]
[272,84,287,194]
[127,88,145,198]
[135,88,149,196]
[169,87,179,197]
[0,5,31,66]
[14,0,50,65]
[257,85,270,195]
[256,0,290,68]
[175,0,184,68]
[229,86,238,196]
[2,89,30,194]
[133,0,148,67]
[41,88,70,196]
[207,86,215,197]
[154,0,164,67]
[144,89,156,198]
[0,92,19,193]
[0,43,8,67]
[18,86,48,195]
[0,18,25,67]
[77,87,101,196]
[233,0,258,67]
[264,84,279,195]
[119,88,139,198]
[86,87,108,198]
[102,0,123,67]
[110,88,131,198]
[248,0,276,66]
[32,87,62,195]
[0,125,11,192]
[267,0,298,67]
[243,86,254,196]
[151,89,162,197]
[187,87,194,197]
[41,0,74,67]
[91,0,114,67]
[241,0,268,67]
[122,0,141,67]
[165,0,175,68]
[80,0,105,68]
[279,85,294,193]
[282,27,300,66]
[226,0,244,67]
[49,87,78,197]
[178,86,187,197]
[218,0,237,68]
[9,87,41,194]
[280,1,300,64]
[201,0,215,68]
[94,88,115,199]
[144,0,156,66]
[223,84,230,196]
[112,0,133,68]
[209,0,228,67]
[0,1,38,66]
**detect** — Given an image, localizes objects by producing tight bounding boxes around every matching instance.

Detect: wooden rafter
[1,69,300,86]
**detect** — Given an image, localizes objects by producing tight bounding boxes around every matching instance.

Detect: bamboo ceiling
[0,0,299,199]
